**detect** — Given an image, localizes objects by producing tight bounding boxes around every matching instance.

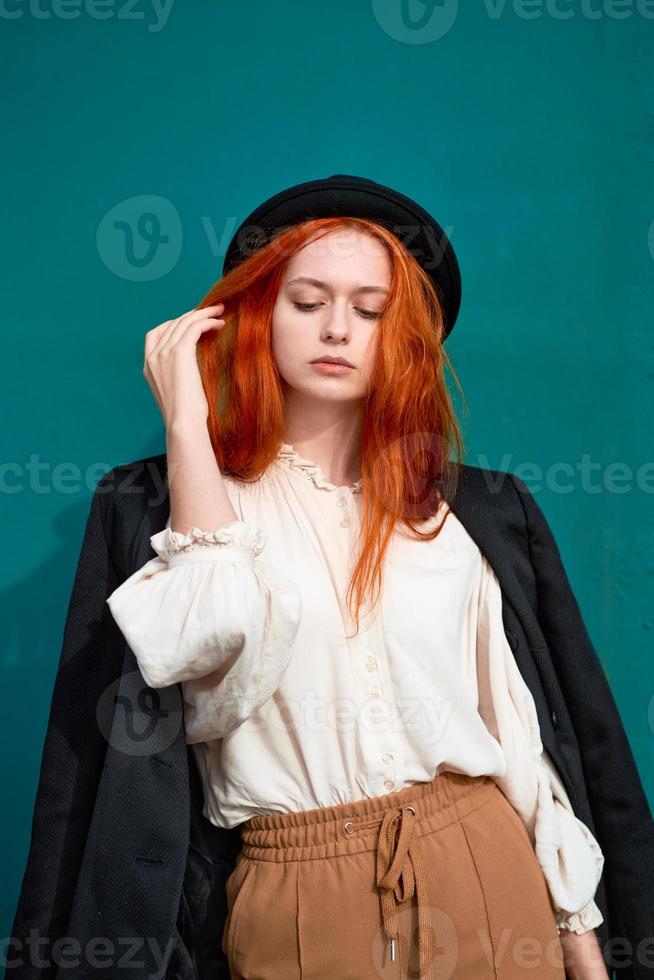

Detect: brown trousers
[221,770,566,979]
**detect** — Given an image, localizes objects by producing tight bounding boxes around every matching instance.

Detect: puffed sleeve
[474,555,605,935]
[105,519,302,741]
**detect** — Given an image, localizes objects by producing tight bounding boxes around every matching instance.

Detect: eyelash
[293,301,382,320]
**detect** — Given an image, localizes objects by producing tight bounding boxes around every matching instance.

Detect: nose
[320,302,350,343]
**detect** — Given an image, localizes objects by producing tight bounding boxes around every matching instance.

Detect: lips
[311,358,354,367]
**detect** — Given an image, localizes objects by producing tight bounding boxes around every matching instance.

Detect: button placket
[353,612,402,796]
[336,489,355,528]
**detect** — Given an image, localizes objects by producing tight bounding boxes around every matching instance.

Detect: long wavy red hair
[194,217,466,636]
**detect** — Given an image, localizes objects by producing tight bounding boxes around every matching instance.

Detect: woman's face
[271,227,391,403]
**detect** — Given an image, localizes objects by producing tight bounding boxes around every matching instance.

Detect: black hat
[222,174,462,338]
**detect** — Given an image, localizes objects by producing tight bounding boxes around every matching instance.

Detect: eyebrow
[285,276,389,296]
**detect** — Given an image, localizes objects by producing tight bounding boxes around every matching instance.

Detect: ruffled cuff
[555,896,604,935]
[150,520,266,561]
[531,758,605,931]
[106,517,302,723]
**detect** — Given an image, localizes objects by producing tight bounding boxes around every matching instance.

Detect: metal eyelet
[343,820,354,834]
[406,805,416,815]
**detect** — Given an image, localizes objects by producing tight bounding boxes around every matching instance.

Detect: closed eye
[293,301,382,320]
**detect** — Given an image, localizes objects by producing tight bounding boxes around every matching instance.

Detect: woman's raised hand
[143,303,226,429]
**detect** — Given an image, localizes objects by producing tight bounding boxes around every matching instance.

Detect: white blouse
[106,442,605,935]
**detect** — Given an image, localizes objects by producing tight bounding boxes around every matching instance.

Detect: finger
[146,304,224,357]
[144,319,173,359]
[176,303,224,328]
[152,304,222,354]
[169,303,225,338]
[145,313,189,358]
[161,317,226,354]
[159,307,226,353]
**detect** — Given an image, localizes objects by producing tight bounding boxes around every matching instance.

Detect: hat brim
[223,173,461,338]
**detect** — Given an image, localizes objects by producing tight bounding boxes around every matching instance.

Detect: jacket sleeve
[6,474,126,980]
[475,555,605,934]
[509,474,654,957]
[105,520,302,742]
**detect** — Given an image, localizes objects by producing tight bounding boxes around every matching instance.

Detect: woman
[8,176,652,980]
[104,174,611,980]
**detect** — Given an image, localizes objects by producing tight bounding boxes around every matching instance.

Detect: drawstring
[345,804,433,979]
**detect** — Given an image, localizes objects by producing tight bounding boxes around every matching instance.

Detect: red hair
[195,217,466,637]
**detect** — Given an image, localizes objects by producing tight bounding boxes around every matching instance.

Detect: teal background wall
[2,0,653,946]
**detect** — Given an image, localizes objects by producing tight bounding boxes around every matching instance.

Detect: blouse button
[340,518,351,528]
[369,686,382,698]
[365,658,378,672]
[384,778,395,790]
[336,496,347,507]
[382,753,393,765]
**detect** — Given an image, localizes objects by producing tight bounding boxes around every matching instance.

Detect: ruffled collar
[276,442,363,493]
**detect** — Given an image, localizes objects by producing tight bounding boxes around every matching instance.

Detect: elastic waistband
[240,770,497,862]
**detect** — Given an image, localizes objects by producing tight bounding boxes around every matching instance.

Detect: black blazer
[6,453,654,980]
